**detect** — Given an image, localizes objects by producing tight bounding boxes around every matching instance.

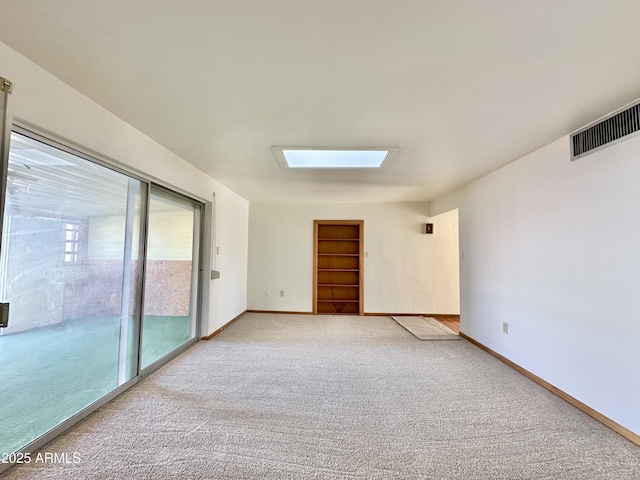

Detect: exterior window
[64,222,80,264]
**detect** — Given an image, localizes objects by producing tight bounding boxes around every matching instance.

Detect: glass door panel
[140,188,200,370]
[0,131,145,455]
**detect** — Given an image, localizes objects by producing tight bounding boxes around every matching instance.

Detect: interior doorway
[313,220,363,315]
[429,208,461,333]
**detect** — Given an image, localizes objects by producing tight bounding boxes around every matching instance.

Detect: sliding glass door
[140,187,201,370]
[0,131,145,455]
[0,129,205,461]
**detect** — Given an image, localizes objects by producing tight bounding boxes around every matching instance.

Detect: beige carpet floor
[2,313,639,479]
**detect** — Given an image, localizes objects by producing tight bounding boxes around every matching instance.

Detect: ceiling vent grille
[571,100,640,160]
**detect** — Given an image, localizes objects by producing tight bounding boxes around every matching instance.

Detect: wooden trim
[201,310,246,340]
[312,221,318,315]
[459,332,640,447]
[314,220,364,226]
[247,310,452,318]
[358,221,364,316]
[364,313,461,318]
[246,309,313,315]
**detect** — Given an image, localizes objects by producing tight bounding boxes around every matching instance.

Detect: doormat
[391,316,460,341]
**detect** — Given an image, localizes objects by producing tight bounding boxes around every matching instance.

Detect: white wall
[248,202,460,314]
[431,134,640,436]
[0,40,249,335]
[212,188,249,330]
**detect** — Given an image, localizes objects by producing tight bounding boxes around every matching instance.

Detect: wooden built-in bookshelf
[313,220,364,315]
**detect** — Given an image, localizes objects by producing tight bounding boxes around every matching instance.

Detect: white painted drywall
[248,202,460,314]
[211,187,249,330]
[0,40,249,335]
[431,134,640,436]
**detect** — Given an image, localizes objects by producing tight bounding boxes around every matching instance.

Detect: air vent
[571,100,640,160]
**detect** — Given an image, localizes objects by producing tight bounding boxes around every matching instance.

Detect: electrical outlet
[364,251,369,258]
[216,246,220,255]
[265,290,270,297]
[503,322,509,334]
[280,290,285,297]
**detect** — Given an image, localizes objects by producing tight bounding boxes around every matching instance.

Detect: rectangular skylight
[274,148,393,169]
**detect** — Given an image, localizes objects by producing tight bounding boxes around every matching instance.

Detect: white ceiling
[1,1,640,203]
